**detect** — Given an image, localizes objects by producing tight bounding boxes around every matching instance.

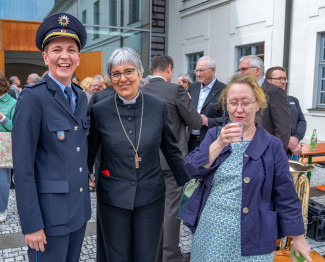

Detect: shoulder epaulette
[25,80,46,88]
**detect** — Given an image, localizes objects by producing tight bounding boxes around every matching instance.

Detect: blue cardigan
[183,125,304,256]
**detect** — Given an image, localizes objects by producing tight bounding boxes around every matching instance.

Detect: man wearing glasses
[265,66,306,160]
[237,55,291,151]
[188,56,227,152]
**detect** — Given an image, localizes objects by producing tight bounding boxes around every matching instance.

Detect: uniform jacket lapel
[44,75,78,123]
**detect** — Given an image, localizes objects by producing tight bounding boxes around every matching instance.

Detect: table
[302,142,325,179]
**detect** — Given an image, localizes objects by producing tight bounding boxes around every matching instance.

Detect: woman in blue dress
[184,74,311,262]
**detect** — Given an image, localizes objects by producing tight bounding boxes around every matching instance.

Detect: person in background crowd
[80,76,97,103]
[41,70,49,79]
[237,55,291,151]
[265,66,306,160]
[27,73,41,85]
[87,75,115,191]
[93,74,105,91]
[72,76,80,85]
[188,56,227,153]
[103,75,113,89]
[87,47,190,262]
[0,71,16,223]
[183,74,311,262]
[139,75,152,87]
[12,13,91,262]
[141,55,202,262]
[8,76,20,99]
[177,73,192,91]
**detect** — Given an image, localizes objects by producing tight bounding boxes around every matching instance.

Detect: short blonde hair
[80,77,95,92]
[220,74,267,111]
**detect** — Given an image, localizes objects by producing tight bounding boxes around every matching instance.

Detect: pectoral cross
[135,153,142,169]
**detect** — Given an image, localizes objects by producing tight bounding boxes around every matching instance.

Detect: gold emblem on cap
[58,15,70,27]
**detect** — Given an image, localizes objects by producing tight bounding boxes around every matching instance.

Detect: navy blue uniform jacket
[12,74,91,236]
[183,125,304,256]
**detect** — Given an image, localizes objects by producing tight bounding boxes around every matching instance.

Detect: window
[318,33,325,108]
[93,1,100,39]
[129,0,140,24]
[109,0,118,27]
[187,52,203,82]
[238,43,265,61]
[82,10,86,24]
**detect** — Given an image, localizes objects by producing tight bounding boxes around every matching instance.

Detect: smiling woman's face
[111,63,142,101]
[42,37,80,86]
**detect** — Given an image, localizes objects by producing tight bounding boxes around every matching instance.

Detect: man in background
[237,55,291,151]
[142,55,202,262]
[265,66,306,159]
[27,73,41,85]
[188,56,227,152]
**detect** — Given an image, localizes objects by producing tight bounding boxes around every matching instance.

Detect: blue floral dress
[190,141,274,262]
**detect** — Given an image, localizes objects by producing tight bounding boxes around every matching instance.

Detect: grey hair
[178,73,192,84]
[9,76,18,85]
[106,47,144,80]
[29,73,41,82]
[239,55,264,77]
[197,56,216,69]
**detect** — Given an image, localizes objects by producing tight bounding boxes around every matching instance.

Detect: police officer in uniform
[12,13,91,262]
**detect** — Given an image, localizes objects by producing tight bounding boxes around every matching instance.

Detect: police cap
[36,13,87,51]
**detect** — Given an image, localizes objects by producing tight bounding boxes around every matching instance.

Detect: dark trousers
[96,196,165,262]
[27,223,86,262]
[188,135,201,153]
[162,170,183,262]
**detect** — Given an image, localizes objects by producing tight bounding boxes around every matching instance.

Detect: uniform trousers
[0,168,11,211]
[27,223,86,262]
[96,196,165,262]
[162,170,183,262]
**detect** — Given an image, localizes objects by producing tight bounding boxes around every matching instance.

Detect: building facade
[168,0,325,141]
[0,0,167,83]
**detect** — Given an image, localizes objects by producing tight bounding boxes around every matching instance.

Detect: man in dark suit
[188,56,227,152]
[12,13,91,262]
[265,66,306,159]
[141,55,202,262]
[238,55,291,151]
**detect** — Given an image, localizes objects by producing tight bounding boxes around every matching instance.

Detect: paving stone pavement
[1,164,325,261]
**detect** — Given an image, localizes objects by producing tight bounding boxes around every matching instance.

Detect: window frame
[187,52,203,82]
[317,33,325,108]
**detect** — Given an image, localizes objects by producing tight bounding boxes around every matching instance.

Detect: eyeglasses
[236,66,257,73]
[227,100,257,109]
[110,68,136,80]
[194,68,212,74]
[267,77,288,82]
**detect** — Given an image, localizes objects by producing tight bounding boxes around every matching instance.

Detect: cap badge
[61,29,66,33]
[58,15,70,27]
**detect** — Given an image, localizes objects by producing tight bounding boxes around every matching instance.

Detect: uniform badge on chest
[56,131,65,141]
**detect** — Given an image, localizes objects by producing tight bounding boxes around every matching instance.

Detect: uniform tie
[64,86,74,113]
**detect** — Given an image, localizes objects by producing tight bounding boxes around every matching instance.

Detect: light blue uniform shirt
[48,73,77,111]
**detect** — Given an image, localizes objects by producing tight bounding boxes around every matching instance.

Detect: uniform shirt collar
[48,73,71,92]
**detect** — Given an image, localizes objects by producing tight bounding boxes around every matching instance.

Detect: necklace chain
[114,92,144,156]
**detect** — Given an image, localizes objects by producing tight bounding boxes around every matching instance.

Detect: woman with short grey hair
[88,47,190,262]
